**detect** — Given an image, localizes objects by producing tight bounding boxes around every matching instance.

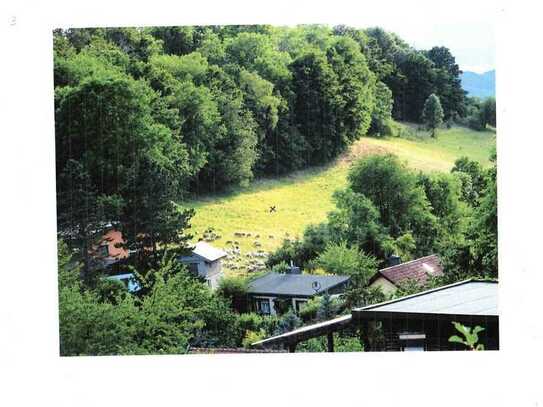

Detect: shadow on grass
[183,124,496,207]
[185,158,344,206]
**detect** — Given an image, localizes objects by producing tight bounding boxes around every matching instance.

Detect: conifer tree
[422,93,444,137]
[274,310,302,335]
[316,292,337,321]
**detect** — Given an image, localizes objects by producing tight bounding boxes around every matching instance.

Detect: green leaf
[448,335,466,345]
[465,331,477,346]
[472,326,485,335]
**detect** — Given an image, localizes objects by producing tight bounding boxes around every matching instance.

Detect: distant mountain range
[461,70,495,98]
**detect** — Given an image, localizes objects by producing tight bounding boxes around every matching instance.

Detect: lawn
[361,124,496,172]
[185,124,496,276]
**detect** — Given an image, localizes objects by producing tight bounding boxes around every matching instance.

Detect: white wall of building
[369,276,398,296]
[179,253,224,290]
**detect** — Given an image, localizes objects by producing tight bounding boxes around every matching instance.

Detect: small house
[89,226,140,292]
[178,241,227,289]
[247,265,350,315]
[89,226,129,269]
[89,229,227,290]
[368,254,444,295]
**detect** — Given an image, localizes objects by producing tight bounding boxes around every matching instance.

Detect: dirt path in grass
[338,139,390,166]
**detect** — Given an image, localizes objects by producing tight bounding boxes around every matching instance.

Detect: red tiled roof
[90,229,129,260]
[372,254,444,286]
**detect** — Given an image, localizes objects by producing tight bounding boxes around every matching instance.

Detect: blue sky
[299,3,499,74]
[386,20,495,73]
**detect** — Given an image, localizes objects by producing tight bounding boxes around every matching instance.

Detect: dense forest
[54,25,497,355]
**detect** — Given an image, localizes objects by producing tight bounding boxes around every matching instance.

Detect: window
[255,298,271,315]
[399,333,426,351]
[294,299,307,313]
[403,344,425,352]
[187,263,199,275]
[98,244,109,257]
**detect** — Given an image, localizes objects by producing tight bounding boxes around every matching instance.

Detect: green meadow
[185,124,496,276]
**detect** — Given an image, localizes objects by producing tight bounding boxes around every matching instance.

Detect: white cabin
[179,242,227,289]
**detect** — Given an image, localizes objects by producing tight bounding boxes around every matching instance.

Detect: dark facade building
[353,279,499,351]
[247,266,350,315]
[252,279,499,352]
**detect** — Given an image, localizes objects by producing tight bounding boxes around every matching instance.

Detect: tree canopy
[268,150,498,294]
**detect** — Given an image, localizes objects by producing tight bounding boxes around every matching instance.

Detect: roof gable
[191,241,227,262]
[374,254,444,286]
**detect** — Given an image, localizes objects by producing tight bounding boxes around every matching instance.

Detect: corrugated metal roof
[191,241,227,262]
[247,272,350,297]
[356,279,498,316]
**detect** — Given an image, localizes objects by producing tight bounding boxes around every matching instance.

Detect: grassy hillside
[362,124,495,171]
[185,124,496,276]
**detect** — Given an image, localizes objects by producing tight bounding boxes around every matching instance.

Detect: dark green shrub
[216,276,249,313]
[273,297,292,315]
[298,296,321,322]
[270,261,290,273]
[260,315,281,336]
[274,310,302,335]
[237,312,264,332]
[266,223,331,270]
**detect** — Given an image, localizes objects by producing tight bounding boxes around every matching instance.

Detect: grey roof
[191,241,227,262]
[355,279,498,316]
[247,272,350,297]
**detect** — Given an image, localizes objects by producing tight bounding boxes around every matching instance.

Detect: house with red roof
[89,227,226,291]
[90,228,129,268]
[368,254,444,295]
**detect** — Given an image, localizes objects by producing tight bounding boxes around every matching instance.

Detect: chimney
[287,260,301,274]
[387,254,401,267]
